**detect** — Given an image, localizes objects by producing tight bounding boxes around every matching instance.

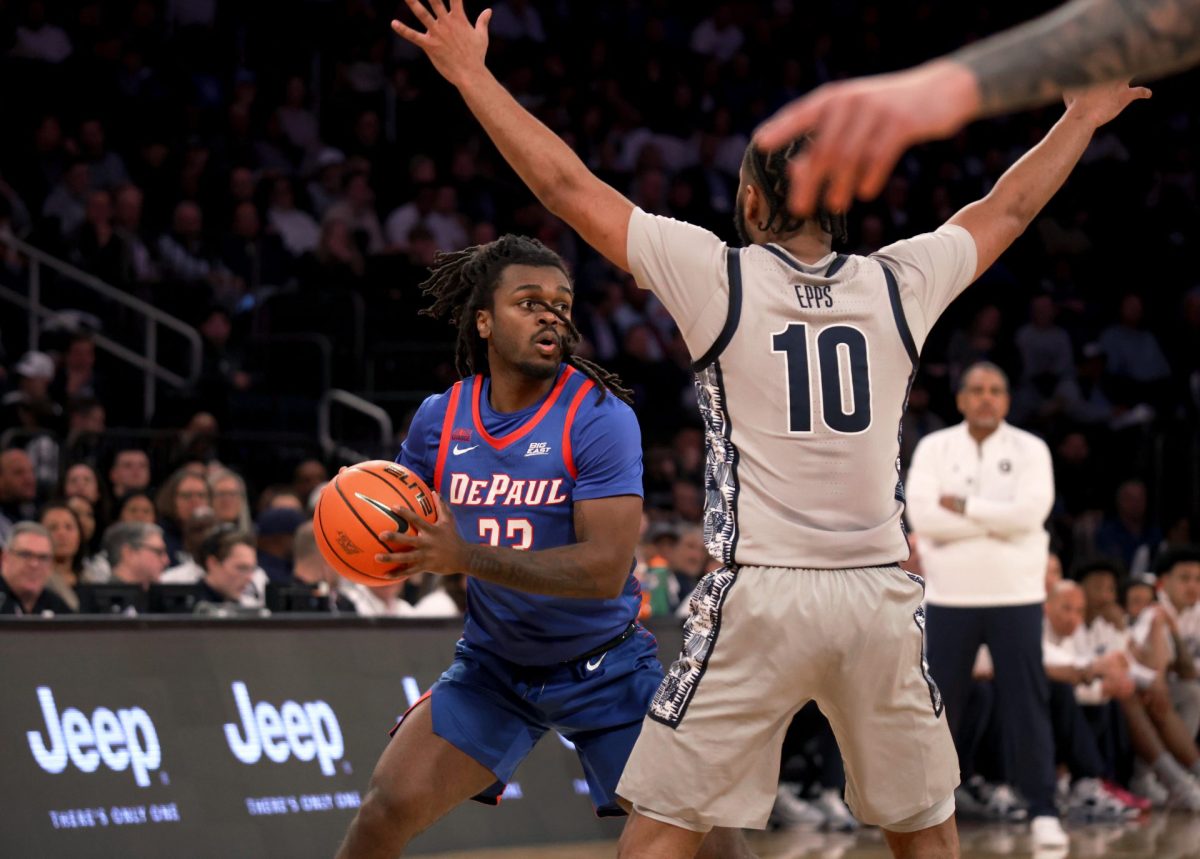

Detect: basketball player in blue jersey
[334,235,747,858]
[391,2,1149,857]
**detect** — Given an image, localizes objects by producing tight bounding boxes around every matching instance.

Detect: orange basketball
[313,460,438,586]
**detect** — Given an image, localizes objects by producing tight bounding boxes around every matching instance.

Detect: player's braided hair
[743,138,848,244]
[419,234,634,405]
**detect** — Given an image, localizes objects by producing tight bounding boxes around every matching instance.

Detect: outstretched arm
[755,0,1199,216]
[956,0,1200,117]
[947,80,1149,280]
[392,0,634,270]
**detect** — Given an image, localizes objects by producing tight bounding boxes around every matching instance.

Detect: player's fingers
[432,491,453,521]
[855,128,907,202]
[1132,86,1152,100]
[448,0,462,12]
[376,550,417,566]
[390,18,424,43]
[377,529,419,547]
[755,97,824,151]
[387,504,426,530]
[433,0,450,15]
[476,7,492,34]
[823,110,881,213]
[791,104,855,216]
[785,154,817,216]
[403,0,437,29]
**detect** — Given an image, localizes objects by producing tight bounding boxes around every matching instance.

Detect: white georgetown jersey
[627,208,977,569]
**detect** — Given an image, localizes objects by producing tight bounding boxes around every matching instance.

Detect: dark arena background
[1,1,1199,857]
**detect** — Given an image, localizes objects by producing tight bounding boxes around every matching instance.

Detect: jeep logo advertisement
[27,686,162,787]
[224,681,345,776]
[0,619,679,857]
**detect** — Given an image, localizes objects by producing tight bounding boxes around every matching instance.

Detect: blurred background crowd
[1,0,1199,837]
[1,0,1197,576]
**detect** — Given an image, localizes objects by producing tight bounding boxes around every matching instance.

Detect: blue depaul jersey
[398,364,644,665]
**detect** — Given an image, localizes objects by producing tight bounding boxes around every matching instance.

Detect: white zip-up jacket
[907,421,1053,607]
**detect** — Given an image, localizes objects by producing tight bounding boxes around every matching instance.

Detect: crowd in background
[1,0,1197,570]
[1,0,1200,837]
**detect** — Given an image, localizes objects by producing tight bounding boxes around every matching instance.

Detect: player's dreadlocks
[419,234,634,405]
[741,137,849,244]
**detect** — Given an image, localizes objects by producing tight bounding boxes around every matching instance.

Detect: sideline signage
[1,616,683,857]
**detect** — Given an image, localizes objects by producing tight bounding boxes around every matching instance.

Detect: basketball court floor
[429,813,1200,858]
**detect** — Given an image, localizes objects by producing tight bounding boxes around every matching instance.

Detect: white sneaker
[985,784,1029,822]
[770,783,824,828]
[1130,769,1170,808]
[1066,777,1137,821]
[1165,776,1200,813]
[1055,772,1071,807]
[954,782,989,819]
[1030,815,1069,848]
[813,788,860,832]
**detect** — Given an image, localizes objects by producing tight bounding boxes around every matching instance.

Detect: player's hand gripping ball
[313,460,438,585]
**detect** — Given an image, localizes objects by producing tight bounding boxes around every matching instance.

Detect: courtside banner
[0,616,683,858]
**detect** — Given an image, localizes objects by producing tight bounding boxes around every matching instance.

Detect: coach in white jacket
[907,361,1058,825]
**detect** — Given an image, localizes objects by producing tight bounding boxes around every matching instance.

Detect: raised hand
[1062,79,1152,127]
[390,0,492,88]
[754,65,1149,219]
[753,60,979,217]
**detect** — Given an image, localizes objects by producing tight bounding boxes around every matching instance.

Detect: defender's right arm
[756,0,1199,216]
[392,0,634,271]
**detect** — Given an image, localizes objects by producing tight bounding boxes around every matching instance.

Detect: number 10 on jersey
[772,323,872,434]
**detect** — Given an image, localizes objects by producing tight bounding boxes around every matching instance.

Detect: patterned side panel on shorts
[906,570,944,718]
[694,362,739,565]
[649,567,739,728]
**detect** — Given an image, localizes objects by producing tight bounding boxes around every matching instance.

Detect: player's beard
[515,358,560,380]
[733,205,751,246]
[517,333,562,380]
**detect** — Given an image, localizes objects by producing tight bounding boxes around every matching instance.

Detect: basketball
[313,460,438,586]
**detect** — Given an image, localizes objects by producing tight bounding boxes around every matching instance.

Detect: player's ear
[743,182,762,229]
[475,307,492,340]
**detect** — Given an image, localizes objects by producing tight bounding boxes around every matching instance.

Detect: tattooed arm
[957,0,1200,116]
[756,0,1200,216]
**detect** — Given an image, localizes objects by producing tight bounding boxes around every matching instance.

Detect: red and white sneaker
[1102,780,1151,813]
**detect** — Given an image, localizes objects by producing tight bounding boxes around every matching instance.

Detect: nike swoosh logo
[354,493,403,529]
[585,653,607,671]
[452,444,478,455]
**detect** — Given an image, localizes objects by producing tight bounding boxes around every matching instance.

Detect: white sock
[1153,753,1191,789]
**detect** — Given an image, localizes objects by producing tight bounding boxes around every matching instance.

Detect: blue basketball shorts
[401,625,662,816]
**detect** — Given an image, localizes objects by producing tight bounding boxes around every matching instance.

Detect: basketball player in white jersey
[390,3,1149,856]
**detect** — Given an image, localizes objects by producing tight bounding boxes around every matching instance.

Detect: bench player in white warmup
[390,3,1149,857]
